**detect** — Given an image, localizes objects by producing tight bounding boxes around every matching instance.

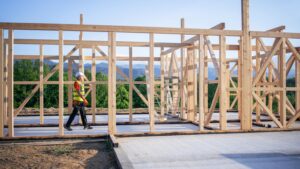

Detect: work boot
[84,125,93,130]
[64,125,73,131]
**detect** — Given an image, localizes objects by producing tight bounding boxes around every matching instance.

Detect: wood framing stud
[58,31,64,136]
[7,29,14,137]
[108,32,117,134]
[149,33,155,132]
[0,29,3,137]
[241,0,252,130]
[198,35,205,130]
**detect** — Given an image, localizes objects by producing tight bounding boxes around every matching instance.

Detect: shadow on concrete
[73,141,119,169]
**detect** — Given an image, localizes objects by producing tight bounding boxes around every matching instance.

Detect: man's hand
[83,99,89,106]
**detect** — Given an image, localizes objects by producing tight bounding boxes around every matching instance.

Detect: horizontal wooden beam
[0,22,242,36]
[250,31,300,38]
[5,39,190,48]
[14,55,162,61]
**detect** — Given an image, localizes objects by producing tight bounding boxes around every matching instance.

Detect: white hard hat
[75,72,84,78]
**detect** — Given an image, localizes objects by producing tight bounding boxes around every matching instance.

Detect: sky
[0,0,299,66]
[1,0,300,31]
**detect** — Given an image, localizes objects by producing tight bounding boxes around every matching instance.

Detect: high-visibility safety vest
[73,80,85,102]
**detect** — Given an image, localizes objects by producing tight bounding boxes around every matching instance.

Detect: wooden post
[0,29,3,137]
[241,0,252,130]
[7,29,14,137]
[237,40,242,121]
[187,48,195,121]
[180,18,186,119]
[78,14,84,125]
[268,65,273,111]
[39,44,44,124]
[129,46,133,122]
[194,49,198,110]
[296,55,300,116]
[204,44,209,123]
[79,14,84,72]
[226,64,230,110]
[58,31,64,136]
[3,42,7,126]
[219,35,227,130]
[91,46,96,123]
[171,54,179,115]
[198,35,205,130]
[160,47,165,118]
[279,38,286,127]
[255,38,261,123]
[149,33,155,131]
[67,59,73,115]
[108,32,116,134]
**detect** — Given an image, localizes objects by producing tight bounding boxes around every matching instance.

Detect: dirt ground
[0,140,119,169]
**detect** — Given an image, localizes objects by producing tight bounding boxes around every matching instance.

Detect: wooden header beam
[0,22,242,36]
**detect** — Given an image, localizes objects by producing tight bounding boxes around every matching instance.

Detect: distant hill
[44,60,296,80]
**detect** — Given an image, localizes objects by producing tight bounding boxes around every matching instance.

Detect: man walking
[64,72,93,131]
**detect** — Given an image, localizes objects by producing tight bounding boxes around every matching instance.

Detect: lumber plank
[108,32,117,134]
[149,33,155,131]
[219,35,227,130]
[91,46,96,123]
[39,45,44,124]
[198,35,205,130]
[241,0,252,130]
[7,29,14,137]
[0,22,242,36]
[58,31,64,136]
[0,29,3,137]
[129,47,133,122]
[279,38,286,127]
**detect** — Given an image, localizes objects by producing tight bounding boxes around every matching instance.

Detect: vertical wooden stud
[219,35,227,130]
[7,29,14,137]
[91,46,96,123]
[241,0,252,130]
[204,44,209,123]
[180,18,186,119]
[187,48,195,121]
[67,59,73,115]
[108,32,117,134]
[129,46,133,122]
[149,33,155,131]
[39,44,44,124]
[58,31,64,136]
[160,47,165,118]
[255,38,261,123]
[79,14,84,72]
[198,35,205,130]
[268,65,273,111]
[0,29,3,137]
[279,38,286,127]
[296,55,300,115]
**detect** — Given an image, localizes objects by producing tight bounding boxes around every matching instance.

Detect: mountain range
[44,60,296,80]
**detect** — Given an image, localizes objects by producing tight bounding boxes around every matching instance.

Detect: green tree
[96,72,108,108]
[116,85,129,109]
[133,76,147,108]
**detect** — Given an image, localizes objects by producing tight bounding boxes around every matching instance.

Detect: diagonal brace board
[253,38,283,85]
[252,92,283,128]
[14,46,79,116]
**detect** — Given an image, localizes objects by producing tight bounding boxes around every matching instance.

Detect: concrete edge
[113,144,135,169]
